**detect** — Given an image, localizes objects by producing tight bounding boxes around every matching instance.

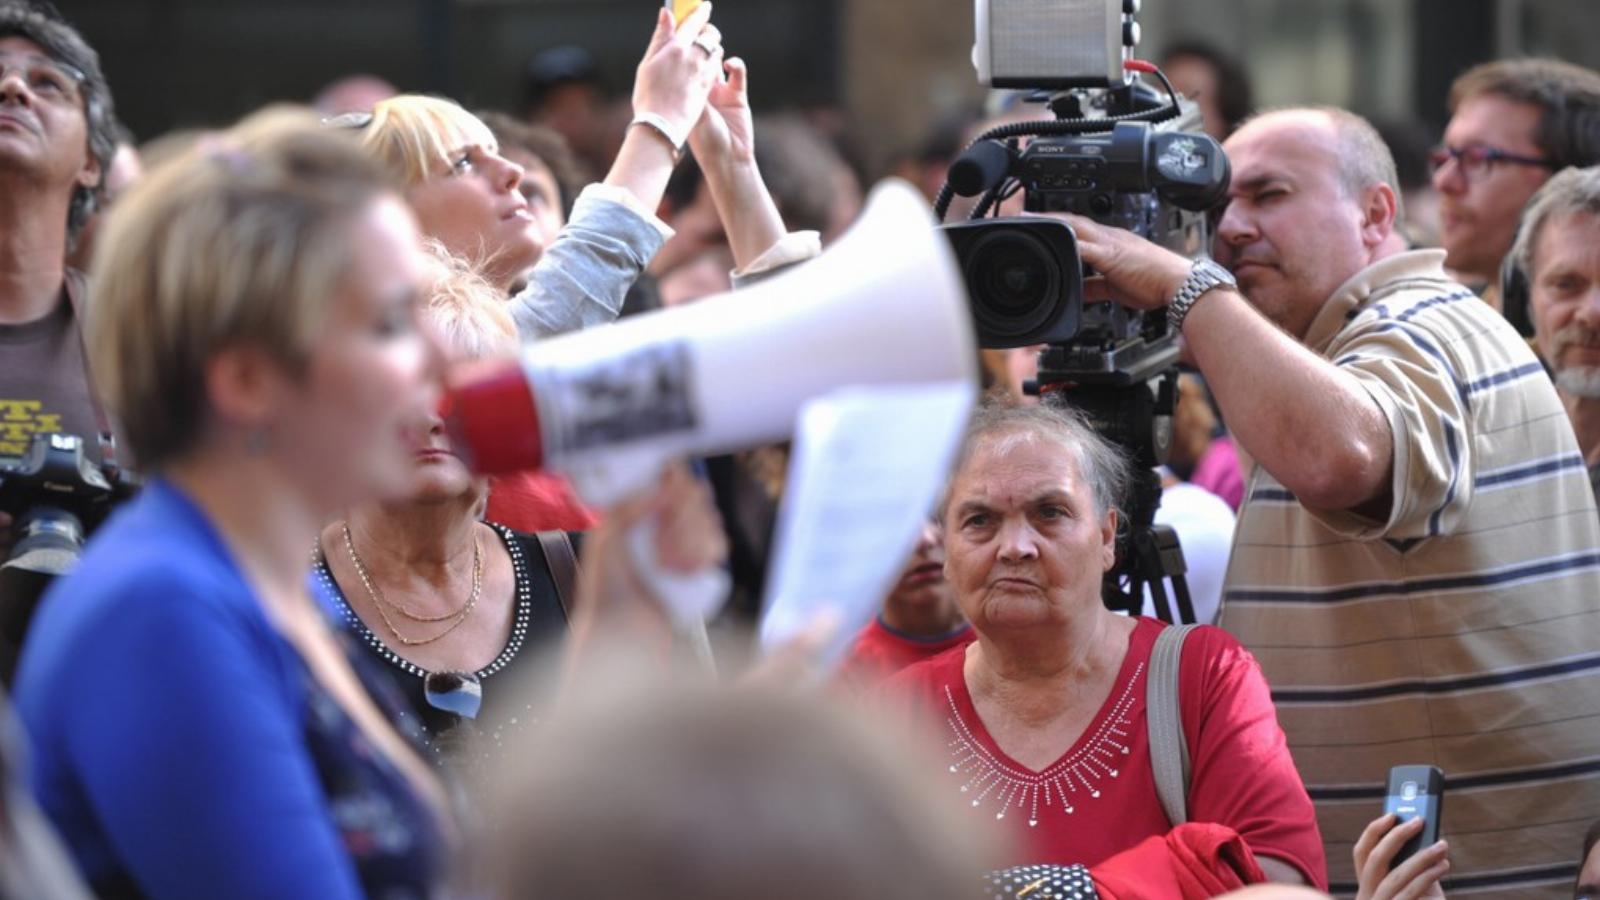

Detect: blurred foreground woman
[14,115,452,899]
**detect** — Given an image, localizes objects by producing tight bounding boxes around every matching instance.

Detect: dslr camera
[0,432,136,681]
[936,0,1233,621]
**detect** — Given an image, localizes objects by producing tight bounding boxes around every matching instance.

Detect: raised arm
[604,4,724,211]
[1062,215,1394,515]
[686,58,789,272]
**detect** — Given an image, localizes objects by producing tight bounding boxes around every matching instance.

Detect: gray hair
[1510,165,1600,276]
[943,399,1132,523]
[0,2,118,242]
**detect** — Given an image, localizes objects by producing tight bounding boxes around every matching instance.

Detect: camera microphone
[947,139,1014,197]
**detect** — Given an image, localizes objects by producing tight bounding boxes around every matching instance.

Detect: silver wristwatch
[1166,258,1236,334]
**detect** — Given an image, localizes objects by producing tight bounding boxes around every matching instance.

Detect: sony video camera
[0,432,137,682]
[940,0,1230,379]
[936,0,1233,622]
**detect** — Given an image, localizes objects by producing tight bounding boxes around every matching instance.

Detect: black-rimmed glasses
[1428,143,1559,183]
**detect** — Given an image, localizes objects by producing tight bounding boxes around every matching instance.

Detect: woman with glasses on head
[353,4,802,344]
[12,113,453,898]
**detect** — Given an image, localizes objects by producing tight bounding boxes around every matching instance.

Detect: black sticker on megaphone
[549,341,698,454]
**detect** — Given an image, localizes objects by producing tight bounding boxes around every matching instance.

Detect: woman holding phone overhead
[352,1,802,343]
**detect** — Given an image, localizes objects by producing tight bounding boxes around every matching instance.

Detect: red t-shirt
[486,471,598,533]
[837,618,976,687]
[881,617,1327,889]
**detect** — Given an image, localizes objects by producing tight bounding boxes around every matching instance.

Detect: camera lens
[963,229,1063,340]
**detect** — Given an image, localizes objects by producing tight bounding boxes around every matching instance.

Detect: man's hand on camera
[1048,213,1197,310]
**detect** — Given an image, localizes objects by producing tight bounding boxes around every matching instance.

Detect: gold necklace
[341,522,483,646]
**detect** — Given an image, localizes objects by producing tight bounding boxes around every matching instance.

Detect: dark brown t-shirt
[0,272,105,466]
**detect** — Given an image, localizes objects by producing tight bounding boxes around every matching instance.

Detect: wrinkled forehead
[1224,112,1342,187]
[956,429,1086,493]
[1532,210,1600,276]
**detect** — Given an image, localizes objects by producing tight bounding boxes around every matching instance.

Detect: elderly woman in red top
[884,401,1326,889]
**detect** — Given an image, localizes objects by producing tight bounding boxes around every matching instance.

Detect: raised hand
[689,57,756,169]
[1353,814,1449,900]
[632,4,725,148]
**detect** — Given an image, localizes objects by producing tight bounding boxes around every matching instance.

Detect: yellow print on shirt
[0,400,64,457]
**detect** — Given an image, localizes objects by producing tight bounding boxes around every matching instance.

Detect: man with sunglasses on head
[1432,58,1600,307]
[0,2,119,474]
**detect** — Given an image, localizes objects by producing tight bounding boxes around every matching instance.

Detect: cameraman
[1061,106,1600,897]
[0,3,118,503]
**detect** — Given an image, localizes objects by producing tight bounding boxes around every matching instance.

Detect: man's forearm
[1183,287,1393,511]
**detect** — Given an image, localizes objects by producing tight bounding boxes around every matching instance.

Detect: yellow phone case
[668,0,703,25]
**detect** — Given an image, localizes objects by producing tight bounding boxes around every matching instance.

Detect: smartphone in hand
[1384,765,1444,868]
[666,0,704,25]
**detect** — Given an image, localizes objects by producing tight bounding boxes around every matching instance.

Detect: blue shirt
[14,480,440,899]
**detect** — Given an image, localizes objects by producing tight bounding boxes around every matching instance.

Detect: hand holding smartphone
[1383,765,1444,868]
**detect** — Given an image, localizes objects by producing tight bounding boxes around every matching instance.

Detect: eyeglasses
[1428,143,1558,183]
[0,52,86,107]
[422,670,482,719]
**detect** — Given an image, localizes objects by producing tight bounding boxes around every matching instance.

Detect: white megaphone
[445,179,975,634]
[447,178,976,489]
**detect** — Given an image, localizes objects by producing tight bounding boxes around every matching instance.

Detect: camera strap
[61,270,122,479]
[1147,622,1198,826]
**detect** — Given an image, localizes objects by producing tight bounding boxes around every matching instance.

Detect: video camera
[937,0,1233,621]
[0,432,137,682]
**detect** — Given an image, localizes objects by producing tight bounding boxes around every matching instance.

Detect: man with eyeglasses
[1432,58,1600,307]
[0,3,120,526]
[1057,105,1600,898]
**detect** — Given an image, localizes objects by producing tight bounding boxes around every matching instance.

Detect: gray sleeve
[507,190,668,340]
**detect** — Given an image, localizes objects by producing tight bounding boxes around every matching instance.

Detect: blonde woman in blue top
[13,112,454,899]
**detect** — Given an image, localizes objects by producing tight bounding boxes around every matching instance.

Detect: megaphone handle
[624,520,729,670]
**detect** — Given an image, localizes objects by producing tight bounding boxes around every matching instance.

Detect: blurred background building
[55,0,1600,180]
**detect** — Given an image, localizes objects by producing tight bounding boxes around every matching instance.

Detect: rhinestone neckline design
[947,662,1143,828]
[313,522,534,681]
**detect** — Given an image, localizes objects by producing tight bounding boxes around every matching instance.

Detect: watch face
[1202,259,1236,287]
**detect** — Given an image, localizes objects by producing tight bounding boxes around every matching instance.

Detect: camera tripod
[1036,346,1197,625]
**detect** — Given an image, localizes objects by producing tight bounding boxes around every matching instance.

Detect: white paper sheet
[758,381,975,668]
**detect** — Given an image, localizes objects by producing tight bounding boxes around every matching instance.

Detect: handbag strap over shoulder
[1147,623,1199,826]
[534,531,579,621]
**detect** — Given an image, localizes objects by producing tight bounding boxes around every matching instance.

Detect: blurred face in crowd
[1161,53,1227,142]
[1214,111,1378,340]
[1432,95,1552,283]
[499,144,566,246]
[884,521,956,622]
[283,197,444,507]
[405,140,542,290]
[0,36,99,203]
[942,430,1115,635]
[1529,212,1600,398]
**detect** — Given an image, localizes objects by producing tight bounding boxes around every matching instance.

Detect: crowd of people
[1,0,1599,898]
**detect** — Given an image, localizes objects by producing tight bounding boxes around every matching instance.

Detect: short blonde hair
[419,240,518,360]
[361,95,498,187]
[87,109,393,470]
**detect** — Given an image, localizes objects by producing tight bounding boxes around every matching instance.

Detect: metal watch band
[1167,259,1235,334]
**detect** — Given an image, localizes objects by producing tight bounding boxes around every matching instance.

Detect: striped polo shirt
[1218,250,1600,898]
